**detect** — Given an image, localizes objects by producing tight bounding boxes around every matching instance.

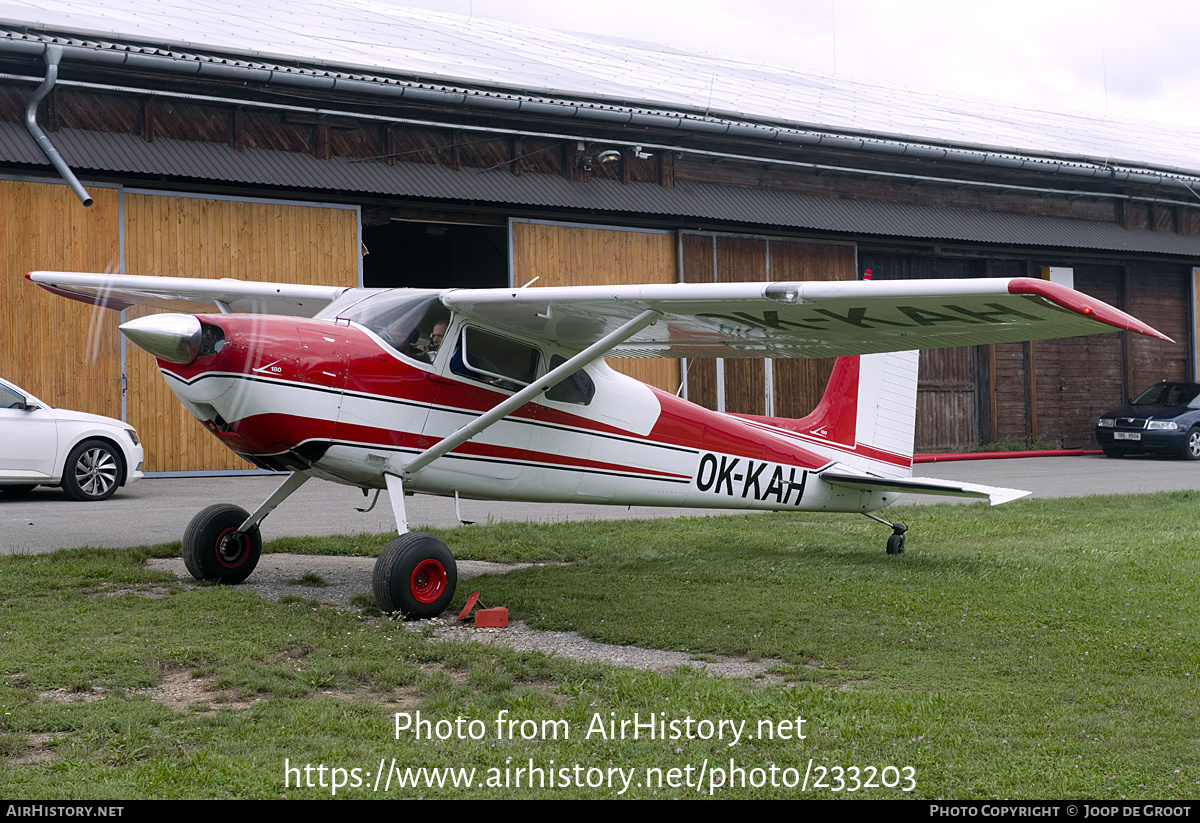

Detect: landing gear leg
[181,471,311,583]
[373,473,457,618]
[863,512,907,555]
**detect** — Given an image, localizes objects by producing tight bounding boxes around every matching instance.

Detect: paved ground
[0,475,732,554]
[3,453,1198,555]
[911,452,1200,502]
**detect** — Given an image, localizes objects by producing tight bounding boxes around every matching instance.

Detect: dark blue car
[1095,382,1200,459]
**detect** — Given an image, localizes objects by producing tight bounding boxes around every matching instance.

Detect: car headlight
[1097,418,1115,427]
[1147,421,1179,431]
[125,428,140,445]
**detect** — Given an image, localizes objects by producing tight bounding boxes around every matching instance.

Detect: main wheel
[182,504,262,584]
[373,532,457,618]
[61,439,122,501]
[1181,428,1200,461]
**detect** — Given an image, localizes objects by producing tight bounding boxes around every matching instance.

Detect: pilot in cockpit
[426,319,449,358]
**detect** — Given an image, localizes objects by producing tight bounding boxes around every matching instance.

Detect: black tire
[61,439,122,501]
[1101,446,1125,458]
[886,533,905,555]
[1181,428,1200,461]
[182,504,262,584]
[0,485,37,495]
[373,532,457,619]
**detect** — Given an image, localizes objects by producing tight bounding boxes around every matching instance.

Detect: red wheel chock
[457,591,509,627]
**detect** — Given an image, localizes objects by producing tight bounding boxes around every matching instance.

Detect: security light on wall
[595,150,622,165]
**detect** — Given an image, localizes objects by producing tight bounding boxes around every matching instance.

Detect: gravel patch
[147,554,775,679]
[403,616,775,678]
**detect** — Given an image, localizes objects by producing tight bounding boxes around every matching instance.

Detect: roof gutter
[22,44,92,206]
[2,34,1199,197]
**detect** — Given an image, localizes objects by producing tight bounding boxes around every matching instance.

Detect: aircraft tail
[742,351,919,477]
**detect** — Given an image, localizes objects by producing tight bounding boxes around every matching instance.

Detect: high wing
[27,271,347,317]
[29,271,1168,355]
[443,278,1169,358]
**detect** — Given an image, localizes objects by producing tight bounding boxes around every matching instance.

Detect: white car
[0,377,144,501]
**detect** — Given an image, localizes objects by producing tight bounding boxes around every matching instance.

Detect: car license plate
[1114,432,1141,441]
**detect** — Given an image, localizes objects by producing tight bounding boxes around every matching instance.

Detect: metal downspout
[24,44,92,207]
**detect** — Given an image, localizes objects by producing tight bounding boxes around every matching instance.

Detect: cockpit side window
[452,327,541,390]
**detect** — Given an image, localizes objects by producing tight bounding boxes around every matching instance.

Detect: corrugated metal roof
[1,0,1199,178]
[4,120,1198,257]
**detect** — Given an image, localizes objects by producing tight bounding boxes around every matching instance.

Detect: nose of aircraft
[120,314,203,364]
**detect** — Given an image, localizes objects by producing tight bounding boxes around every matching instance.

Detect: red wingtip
[1008,278,1173,342]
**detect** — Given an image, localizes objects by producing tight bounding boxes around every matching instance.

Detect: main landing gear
[863,512,907,555]
[178,471,458,619]
[373,532,457,618]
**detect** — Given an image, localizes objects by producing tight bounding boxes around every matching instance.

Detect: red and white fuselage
[156,312,911,515]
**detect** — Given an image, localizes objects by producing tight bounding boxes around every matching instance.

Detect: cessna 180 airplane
[28,270,1168,618]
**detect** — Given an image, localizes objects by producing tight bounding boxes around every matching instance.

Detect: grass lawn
[1,492,1197,799]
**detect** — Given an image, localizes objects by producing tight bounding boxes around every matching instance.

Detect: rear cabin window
[544,354,595,406]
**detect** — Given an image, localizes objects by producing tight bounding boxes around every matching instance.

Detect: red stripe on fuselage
[164,314,851,475]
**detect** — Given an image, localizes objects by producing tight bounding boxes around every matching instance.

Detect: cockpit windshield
[316,289,450,364]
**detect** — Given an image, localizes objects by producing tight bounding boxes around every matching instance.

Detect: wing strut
[401,308,662,479]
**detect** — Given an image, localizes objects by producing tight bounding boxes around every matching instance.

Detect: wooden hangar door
[998,262,1186,450]
[0,179,122,425]
[122,193,361,473]
[680,233,857,418]
[510,220,680,393]
[861,253,989,453]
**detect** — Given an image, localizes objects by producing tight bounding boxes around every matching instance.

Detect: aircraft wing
[819,471,1030,506]
[26,271,348,317]
[442,277,1169,358]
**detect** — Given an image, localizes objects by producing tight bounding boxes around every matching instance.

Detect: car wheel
[1182,428,1200,461]
[373,532,457,618]
[182,504,262,584]
[1101,446,1125,459]
[61,440,122,501]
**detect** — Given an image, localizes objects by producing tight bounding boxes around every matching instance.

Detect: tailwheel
[182,503,262,584]
[864,512,907,556]
[373,532,457,619]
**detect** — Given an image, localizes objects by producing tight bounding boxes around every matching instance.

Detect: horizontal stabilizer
[820,471,1030,506]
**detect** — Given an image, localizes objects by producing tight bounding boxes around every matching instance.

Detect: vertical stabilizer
[740,352,919,477]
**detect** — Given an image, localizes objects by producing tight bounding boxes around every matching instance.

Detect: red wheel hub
[410,559,448,604]
[216,527,250,568]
